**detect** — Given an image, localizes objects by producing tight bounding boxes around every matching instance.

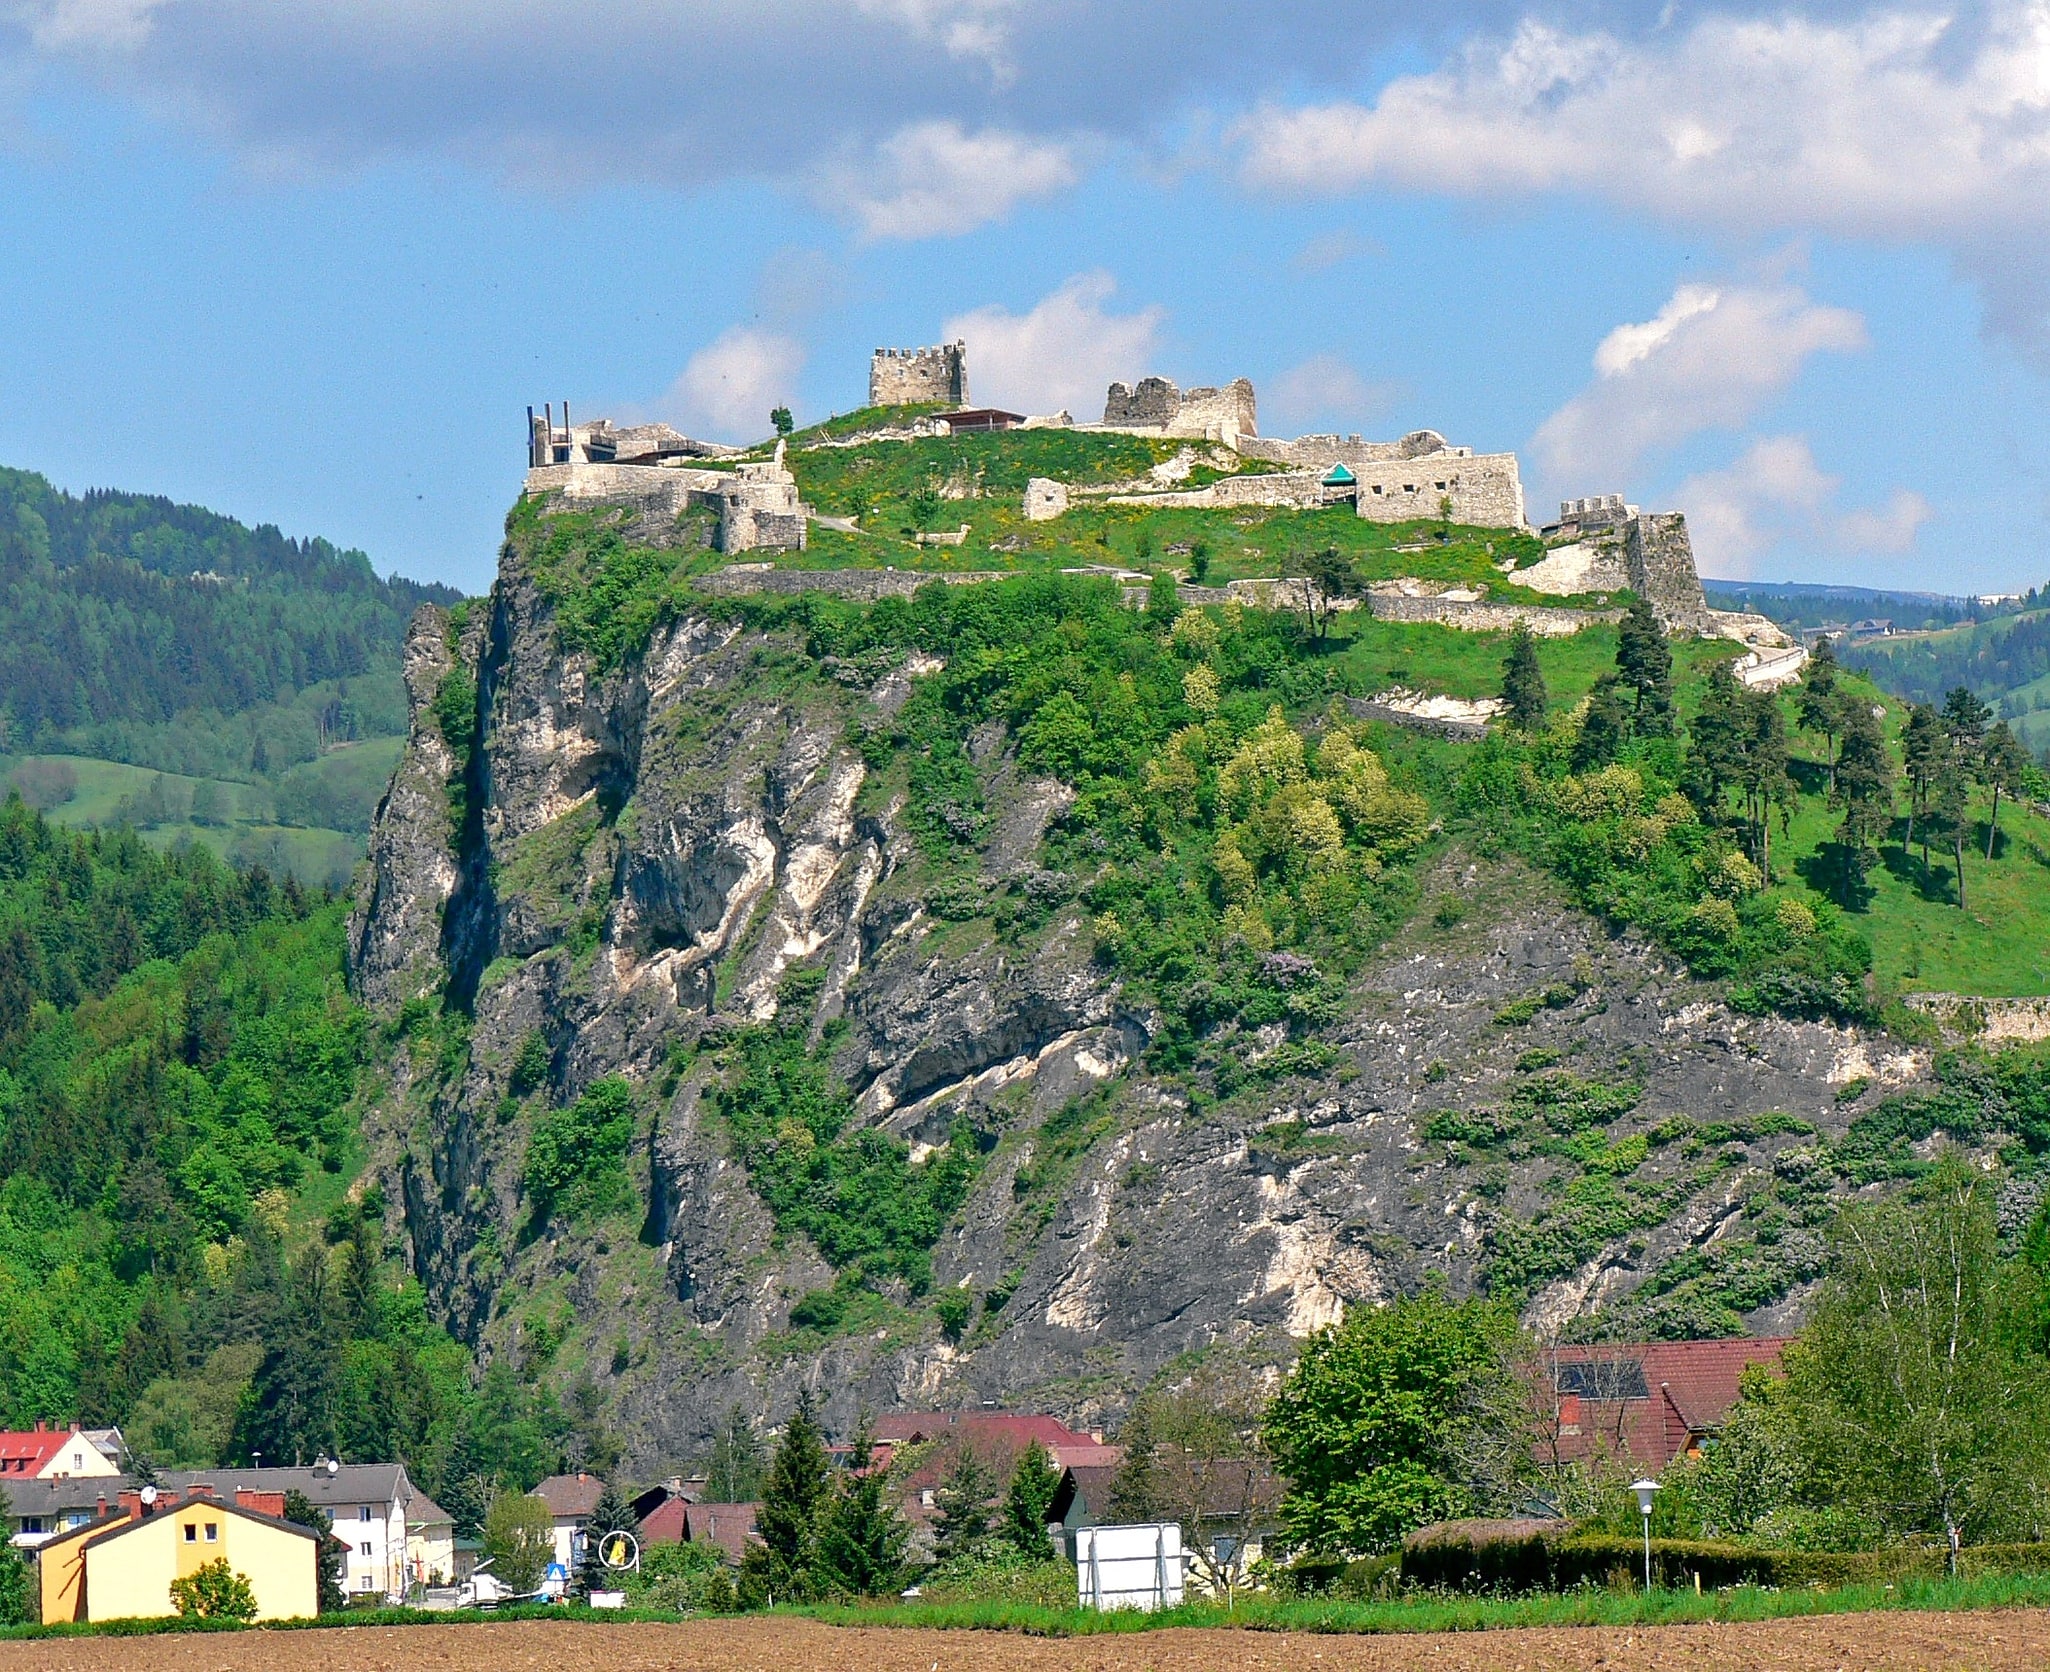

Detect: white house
[165,1462,427,1602]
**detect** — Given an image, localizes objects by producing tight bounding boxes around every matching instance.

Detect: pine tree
[1500,625,1548,731]
[1572,675,1629,773]
[1797,637,1841,786]
[1107,1398,1165,1523]
[705,1405,765,1503]
[930,1445,1000,1563]
[282,1490,348,1612]
[577,1481,640,1596]
[813,1422,909,1598]
[1901,702,1945,868]
[1002,1442,1062,1562]
[1616,591,1675,736]
[1737,687,1794,878]
[750,1391,831,1599]
[1829,695,1895,904]
[1932,743,1973,911]
[1683,661,1746,816]
[1979,720,2031,859]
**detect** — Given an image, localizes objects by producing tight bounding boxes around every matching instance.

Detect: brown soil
[9,1612,2050,1672]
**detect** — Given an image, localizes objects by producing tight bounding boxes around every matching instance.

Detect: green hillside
[1843,607,2050,758]
[0,467,460,882]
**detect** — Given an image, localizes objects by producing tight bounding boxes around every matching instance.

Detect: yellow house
[37,1489,319,1625]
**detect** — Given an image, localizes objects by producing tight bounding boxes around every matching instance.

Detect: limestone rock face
[350,526,1922,1466]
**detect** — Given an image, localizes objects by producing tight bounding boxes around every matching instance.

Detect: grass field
[0,742,395,891]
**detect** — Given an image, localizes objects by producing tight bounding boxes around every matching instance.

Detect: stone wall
[1239,429,1451,469]
[1364,592,1620,637]
[1023,478,1069,521]
[1351,450,1525,530]
[869,343,968,407]
[692,567,1010,601]
[1509,541,1630,597]
[1101,376,1258,442]
[1625,512,1712,633]
[1104,470,1328,512]
[523,462,727,518]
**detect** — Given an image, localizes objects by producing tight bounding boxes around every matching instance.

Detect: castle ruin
[869,342,968,408]
[1100,376,1257,445]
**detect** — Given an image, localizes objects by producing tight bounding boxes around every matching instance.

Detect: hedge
[1398,1520,2050,1594]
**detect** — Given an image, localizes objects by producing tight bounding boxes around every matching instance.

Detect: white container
[1075,1523,1184,1611]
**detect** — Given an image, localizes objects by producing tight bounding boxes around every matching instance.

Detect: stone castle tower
[870,342,968,408]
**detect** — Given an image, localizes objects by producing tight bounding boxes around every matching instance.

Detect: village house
[162,1462,437,1602]
[35,1484,318,1625]
[533,1471,607,1571]
[1544,1338,1791,1471]
[0,1422,123,1481]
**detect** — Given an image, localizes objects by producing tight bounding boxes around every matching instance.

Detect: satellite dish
[599,1530,640,1572]
[139,1485,158,1507]
[326,1458,339,1476]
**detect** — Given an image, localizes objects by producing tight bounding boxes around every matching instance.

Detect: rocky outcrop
[350,516,1930,1465]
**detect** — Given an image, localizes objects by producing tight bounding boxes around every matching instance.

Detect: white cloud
[821,121,1077,241]
[19,0,164,49]
[1289,228,1378,273]
[1677,435,1931,578]
[1263,354,1395,434]
[1233,4,2050,362]
[943,271,1164,417]
[1532,279,1866,488]
[658,327,805,444]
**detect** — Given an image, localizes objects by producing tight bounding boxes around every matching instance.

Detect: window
[205,1524,219,1543]
[22,1517,41,1534]
[1556,1359,1649,1400]
[360,1541,374,1558]
[357,1575,376,1591]
[184,1525,197,1543]
[359,1505,373,1523]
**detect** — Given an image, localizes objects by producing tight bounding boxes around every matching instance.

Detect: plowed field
[10,1612,2050,1672]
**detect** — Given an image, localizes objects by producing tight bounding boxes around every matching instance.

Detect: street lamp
[1631,1478,1660,1592]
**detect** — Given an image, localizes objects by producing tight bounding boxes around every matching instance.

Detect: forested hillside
[0,467,462,886]
[1844,607,2050,757]
[0,800,580,1525]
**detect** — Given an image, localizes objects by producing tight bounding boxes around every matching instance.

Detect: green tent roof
[1322,463,1357,485]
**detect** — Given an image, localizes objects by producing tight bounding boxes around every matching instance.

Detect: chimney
[186,1481,216,1501]
[236,1489,287,1519]
[69,1422,80,1433]
[117,1490,143,1520]
[94,1493,108,1521]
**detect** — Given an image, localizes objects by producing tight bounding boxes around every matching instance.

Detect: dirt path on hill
[10,1611,2050,1672]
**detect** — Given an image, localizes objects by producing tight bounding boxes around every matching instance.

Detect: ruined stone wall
[692,568,1009,601]
[1352,451,1525,529]
[522,462,728,517]
[1101,376,1258,441]
[1364,593,1620,636]
[1625,512,1711,633]
[1023,478,1069,521]
[1240,429,1450,469]
[1105,470,1327,512]
[869,343,968,407]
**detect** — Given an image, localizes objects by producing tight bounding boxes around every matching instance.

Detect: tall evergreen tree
[1829,696,1896,903]
[282,1490,348,1612]
[1616,591,1675,736]
[577,1481,640,1596]
[750,1392,831,1598]
[813,1422,909,1598]
[233,1251,341,1466]
[1901,701,1945,867]
[1499,625,1547,731]
[1979,720,2031,859]
[930,1445,1000,1562]
[1684,662,1746,815]
[1932,742,1974,911]
[1737,687,1795,877]
[1796,637,1841,786]
[705,1404,765,1503]
[1002,1443,1062,1562]
[1572,675,1629,773]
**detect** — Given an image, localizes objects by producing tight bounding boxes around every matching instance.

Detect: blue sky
[0,2,2046,596]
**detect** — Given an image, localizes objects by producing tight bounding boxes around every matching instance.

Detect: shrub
[523,1076,637,1223]
[169,1557,258,1622]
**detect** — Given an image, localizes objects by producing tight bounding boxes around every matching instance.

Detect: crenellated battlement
[869,341,968,408]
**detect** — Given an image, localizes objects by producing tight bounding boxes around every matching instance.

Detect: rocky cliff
[349,508,1935,1467]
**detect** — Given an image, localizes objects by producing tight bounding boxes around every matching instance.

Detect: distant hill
[0,467,463,882]
[1703,578,2020,633]
[1841,607,2050,759]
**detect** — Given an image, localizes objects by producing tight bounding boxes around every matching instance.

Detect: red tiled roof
[872,1412,1098,1451]
[0,1430,69,1476]
[1547,1338,1791,1468]
[681,1502,758,1564]
[639,1497,690,1545]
